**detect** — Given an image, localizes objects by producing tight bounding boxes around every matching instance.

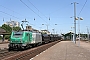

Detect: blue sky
[0,0,89,34]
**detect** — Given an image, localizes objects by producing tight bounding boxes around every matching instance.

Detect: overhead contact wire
[0,11,20,19]
[20,0,48,24]
[28,0,48,19]
[78,0,87,16]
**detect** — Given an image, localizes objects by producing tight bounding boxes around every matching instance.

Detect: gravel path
[0,43,9,49]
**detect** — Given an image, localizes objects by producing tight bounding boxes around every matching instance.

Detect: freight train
[8,30,61,50]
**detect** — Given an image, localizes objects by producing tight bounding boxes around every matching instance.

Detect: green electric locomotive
[9,31,42,50]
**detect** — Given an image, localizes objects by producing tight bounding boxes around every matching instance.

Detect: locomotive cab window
[13,31,23,37]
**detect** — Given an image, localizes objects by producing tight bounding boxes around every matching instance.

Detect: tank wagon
[42,34,50,43]
[9,31,61,50]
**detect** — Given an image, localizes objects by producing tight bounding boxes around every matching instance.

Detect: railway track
[0,48,7,52]
[2,40,60,60]
[0,49,20,60]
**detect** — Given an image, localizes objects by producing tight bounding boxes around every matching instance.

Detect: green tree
[1,24,21,32]
[1,24,11,40]
[1,24,21,40]
[1,24,12,33]
[13,27,21,31]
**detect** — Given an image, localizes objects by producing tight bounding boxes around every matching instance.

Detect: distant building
[26,26,32,30]
[4,20,20,27]
[26,26,39,32]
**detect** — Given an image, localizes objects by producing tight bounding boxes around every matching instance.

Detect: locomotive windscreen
[13,31,23,37]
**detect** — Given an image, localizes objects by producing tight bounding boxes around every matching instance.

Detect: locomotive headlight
[10,41,12,43]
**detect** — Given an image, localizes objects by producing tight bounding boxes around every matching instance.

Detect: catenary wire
[20,0,48,24]
[28,0,48,19]
[78,0,87,16]
[0,5,21,16]
[0,11,21,20]
[0,4,29,22]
